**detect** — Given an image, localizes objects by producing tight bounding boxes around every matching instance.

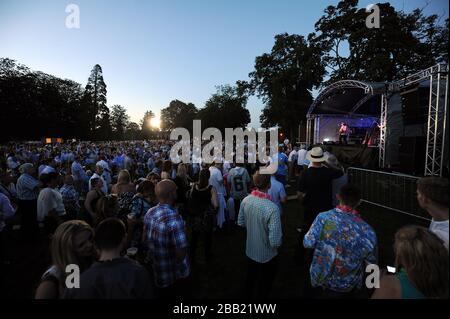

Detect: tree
[160,100,198,133]
[110,105,130,140]
[140,110,155,139]
[248,33,325,138]
[125,122,141,140]
[85,64,108,139]
[311,0,448,83]
[197,85,250,132]
[0,58,86,140]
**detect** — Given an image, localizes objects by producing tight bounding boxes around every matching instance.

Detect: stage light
[323,138,330,142]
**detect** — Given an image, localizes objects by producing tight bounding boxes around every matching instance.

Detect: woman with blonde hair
[111,169,135,218]
[372,225,449,299]
[35,220,94,299]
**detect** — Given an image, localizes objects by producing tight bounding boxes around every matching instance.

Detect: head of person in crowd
[394,225,449,298]
[137,180,156,203]
[19,163,35,176]
[95,164,104,176]
[336,184,361,209]
[90,177,103,192]
[154,159,163,170]
[0,167,14,185]
[177,163,188,179]
[197,168,211,189]
[63,174,74,186]
[94,218,127,258]
[117,169,131,185]
[52,220,95,274]
[40,172,60,189]
[306,146,328,168]
[95,194,119,225]
[146,172,161,186]
[253,171,271,192]
[155,179,177,206]
[326,154,344,172]
[417,177,449,220]
[162,160,172,173]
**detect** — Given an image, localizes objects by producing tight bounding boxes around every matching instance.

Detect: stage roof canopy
[307,80,386,118]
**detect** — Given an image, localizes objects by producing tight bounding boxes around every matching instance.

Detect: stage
[324,144,379,169]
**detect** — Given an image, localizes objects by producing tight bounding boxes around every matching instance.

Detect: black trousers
[18,199,38,240]
[233,198,242,221]
[245,256,278,299]
[157,277,190,300]
[339,134,348,145]
[190,229,213,260]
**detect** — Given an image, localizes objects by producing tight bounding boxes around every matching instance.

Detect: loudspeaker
[398,136,426,175]
[401,86,429,125]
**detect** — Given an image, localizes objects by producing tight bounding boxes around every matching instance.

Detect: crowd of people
[0,139,448,299]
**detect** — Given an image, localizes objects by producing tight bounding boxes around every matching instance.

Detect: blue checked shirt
[238,193,282,263]
[144,204,190,288]
[16,173,40,200]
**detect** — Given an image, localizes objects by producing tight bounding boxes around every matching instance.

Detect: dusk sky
[1,0,448,128]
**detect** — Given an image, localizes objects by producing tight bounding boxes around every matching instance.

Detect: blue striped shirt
[238,193,282,263]
[16,173,40,200]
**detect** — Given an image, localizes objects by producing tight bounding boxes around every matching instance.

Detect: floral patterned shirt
[304,206,378,292]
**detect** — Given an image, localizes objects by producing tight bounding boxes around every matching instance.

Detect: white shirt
[297,149,307,166]
[288,150,298,162]
[89,173,108,194]
[37,188,66,222]
[209,166,225,195]
[430,219,449,250]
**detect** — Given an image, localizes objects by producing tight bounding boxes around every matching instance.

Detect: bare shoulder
[371,274,401,299]
[35,280,59,299]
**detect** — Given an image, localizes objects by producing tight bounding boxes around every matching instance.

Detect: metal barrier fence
[347,167,430,221]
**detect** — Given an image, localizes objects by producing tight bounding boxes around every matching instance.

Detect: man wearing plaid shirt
[143,179,190,298]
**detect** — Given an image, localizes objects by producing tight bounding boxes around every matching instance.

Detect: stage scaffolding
[307,64,449,176]
[388,63,449,176]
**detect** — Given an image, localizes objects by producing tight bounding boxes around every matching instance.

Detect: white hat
[306,147,328,163]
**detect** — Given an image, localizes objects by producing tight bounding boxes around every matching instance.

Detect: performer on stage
[339,122,350,145]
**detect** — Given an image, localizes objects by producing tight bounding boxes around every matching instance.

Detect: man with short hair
[143,179,190,298]
[59,174,80,220]
[37,172,66,234]
[16,163,40,240]
[304,184,377,298]
[64,218,154,299]
[268,173,287,216]
[274,146,289,186]
[238,171,282,299]
[288,146,299,180]
[89,164,108,194]
[227,163,251,221]
[417,176,449,249]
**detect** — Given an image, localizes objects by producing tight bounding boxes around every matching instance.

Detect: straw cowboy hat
[306,147,328,163]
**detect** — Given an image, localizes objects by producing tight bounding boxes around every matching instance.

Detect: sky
[0,0,448,128]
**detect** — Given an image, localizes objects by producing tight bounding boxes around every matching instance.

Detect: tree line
[0,0,447,141]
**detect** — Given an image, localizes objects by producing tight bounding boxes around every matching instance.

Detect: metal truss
[424,64,448,176]
[379,94,387,169]
[307,80,373,117]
